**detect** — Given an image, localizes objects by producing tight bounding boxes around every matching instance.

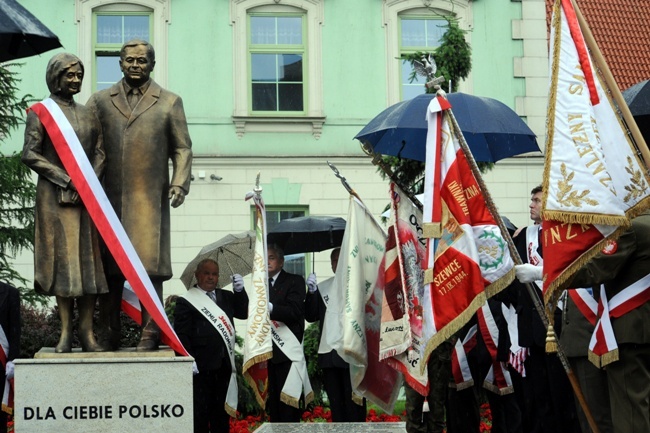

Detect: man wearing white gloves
[266,244,306,422]
[173,259,248,433]
[305,248,366,422]
[508,185,580,433]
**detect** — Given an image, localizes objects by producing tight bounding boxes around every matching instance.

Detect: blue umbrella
[355,93,540,162]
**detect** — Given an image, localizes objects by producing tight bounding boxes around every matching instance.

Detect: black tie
[269,278,274,289]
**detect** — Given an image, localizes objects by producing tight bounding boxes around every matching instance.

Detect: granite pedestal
[14,347,193,433]
[253,422,407,433]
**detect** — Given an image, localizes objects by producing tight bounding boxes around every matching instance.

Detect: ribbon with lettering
[28,98,188,356]
[0,325,13,414]
[542,0,650,302]
[242,186,272,408]
[588,273,650,367]
[182,288,238,416]
[270,321,313,408]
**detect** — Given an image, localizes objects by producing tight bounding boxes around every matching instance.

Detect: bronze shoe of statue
[136,322,160,351]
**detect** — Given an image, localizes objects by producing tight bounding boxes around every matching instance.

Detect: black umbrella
[355,92,540,162]
[623,79,650,144]
[267,216,346,255]
[0,0,62,63]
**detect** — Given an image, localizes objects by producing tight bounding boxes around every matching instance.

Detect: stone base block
[253,422,406,433]
[14,347,194,433]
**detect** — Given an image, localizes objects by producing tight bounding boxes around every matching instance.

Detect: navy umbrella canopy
[622,80,650,144]
[355,93,540,162]
[0,0,62,62]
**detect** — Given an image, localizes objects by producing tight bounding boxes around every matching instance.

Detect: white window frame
[383,0,473,105]
[230,0,325,138]
[75,0,170,102]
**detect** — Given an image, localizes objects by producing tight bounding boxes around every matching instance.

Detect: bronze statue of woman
[22,53,108,353]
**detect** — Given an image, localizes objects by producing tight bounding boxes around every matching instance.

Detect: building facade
[8,0,546,294]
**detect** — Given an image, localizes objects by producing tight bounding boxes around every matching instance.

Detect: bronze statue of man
[22,53,108,353]
[87,39,193,351]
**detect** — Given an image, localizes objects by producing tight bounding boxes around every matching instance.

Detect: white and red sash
[450,325,477,390]
[0,325,13,414]
[316,277,335,355]
[587,274,650,367]
[182,288,238,417]
[477,304,514,395]
[271,320,314,408]
[28,99,188,356]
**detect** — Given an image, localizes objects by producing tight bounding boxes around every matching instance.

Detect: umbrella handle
[219,247,236,278]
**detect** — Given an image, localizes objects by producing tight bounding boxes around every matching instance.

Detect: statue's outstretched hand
[169,186,186,208]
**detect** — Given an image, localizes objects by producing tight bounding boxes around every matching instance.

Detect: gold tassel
[545,324,558,353]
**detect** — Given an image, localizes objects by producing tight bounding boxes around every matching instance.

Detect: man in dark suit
[305,248,366,422]
[508,185,579,433]
[173,259,248,433]
[87,39,192,351]
[267,244,306,422]
[0,282,20,433]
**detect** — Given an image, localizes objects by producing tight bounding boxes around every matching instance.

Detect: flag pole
[445,101,602,433]
[571,0,650,170]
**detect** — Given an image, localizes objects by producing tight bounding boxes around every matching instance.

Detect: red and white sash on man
[0,326,13,414]
[183,288,238,417]
[450,324,477,390]
[271,321,314,408]
[588,274,650,367]
[477,304,513,395]
[28,98,188,356]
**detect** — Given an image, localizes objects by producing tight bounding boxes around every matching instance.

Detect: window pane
[401,19,425,47]
[278,84,303,111]
[277,17,302,44]
[252,83,277,111]
[124,16,150,41]
[97,16,122,44]
[251,16,276,44]
[96,56,122,90]
[279,54,302,81]
[252,54,278,82]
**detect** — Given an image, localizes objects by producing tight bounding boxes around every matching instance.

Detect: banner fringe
[280,392,300,409]
[420,292,487,375]
[543,226,627,303]
[543,210,630,227]
[483,381,514,396]
[225,403,237,418]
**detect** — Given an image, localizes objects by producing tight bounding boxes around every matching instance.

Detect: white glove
[268,302,273,314]
[515,264,543,283]
[232,274,245,292]
[307,273,318,293]
[5,361,14,380]
[192,361,199,376]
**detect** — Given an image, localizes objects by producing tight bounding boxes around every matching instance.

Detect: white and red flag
[381,183,429,396]
[325,194,402,412]
[542,0,650,302]
[242,185,272,408]
[420,96,515,370]
[28,99,188,357]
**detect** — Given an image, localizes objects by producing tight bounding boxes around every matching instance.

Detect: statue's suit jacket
[87,79,192,280]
